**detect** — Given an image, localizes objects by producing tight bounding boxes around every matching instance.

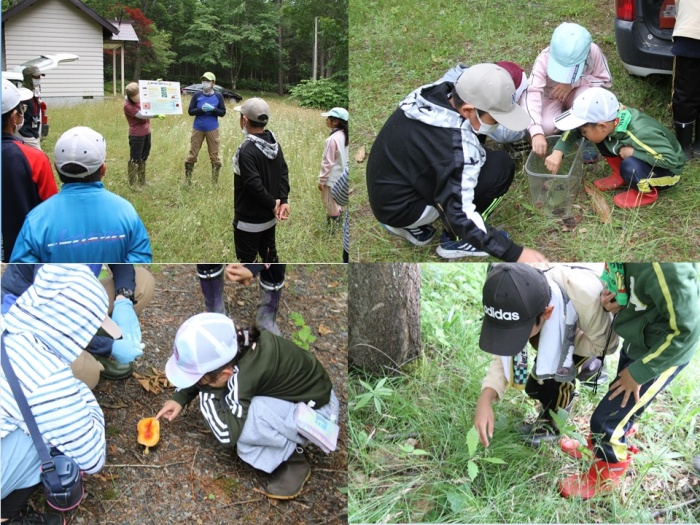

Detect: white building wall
[4,0,105,98]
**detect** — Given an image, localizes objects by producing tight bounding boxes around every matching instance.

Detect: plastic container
[525,135,584,217]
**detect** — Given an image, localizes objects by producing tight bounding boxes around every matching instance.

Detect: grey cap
[234,97,270,124]
[455,63,532,131]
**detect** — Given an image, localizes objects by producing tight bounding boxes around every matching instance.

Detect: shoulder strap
[0,333,64,491]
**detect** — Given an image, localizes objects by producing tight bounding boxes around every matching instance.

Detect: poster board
[138,80,182,116]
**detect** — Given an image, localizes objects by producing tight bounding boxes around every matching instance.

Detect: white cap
[455,63,532,131]
[2,79,33,115]
[554,87,620,130]
[54,127,107,178]
[165,313,238,388]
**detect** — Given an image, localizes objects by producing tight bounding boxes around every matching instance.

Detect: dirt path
[51,264,347,525]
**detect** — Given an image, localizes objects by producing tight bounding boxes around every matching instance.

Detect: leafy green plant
[464,426,506,482]
[290,312,317,350]
[352,377,393,415]
[289,77,348,109]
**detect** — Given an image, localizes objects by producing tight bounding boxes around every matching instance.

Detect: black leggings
[1,483,40,520]
[128,133,152,162]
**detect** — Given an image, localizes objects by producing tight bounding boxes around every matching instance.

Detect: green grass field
[43,92,344,262]
[349,0,700,262]
[349,264,700,524]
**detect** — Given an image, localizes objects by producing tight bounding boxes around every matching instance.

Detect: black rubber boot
[256,283,282,336]
[199,272,225,314]
[675,121,694,160]
[128,160,139,188]
[265,447,311,500]
[185,162,194,185]
[694,118,700,158]
[138,160,147,186]
[212,163,222,184]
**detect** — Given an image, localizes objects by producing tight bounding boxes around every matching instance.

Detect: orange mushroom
[137,417,160,455]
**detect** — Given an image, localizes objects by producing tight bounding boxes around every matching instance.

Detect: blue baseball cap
[547,23,592,84]
[321,107,349,121]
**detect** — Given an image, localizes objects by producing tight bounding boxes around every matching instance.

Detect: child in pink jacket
[318,107,349,231]
[523,22,612,160]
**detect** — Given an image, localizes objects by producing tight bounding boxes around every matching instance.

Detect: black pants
[234,226,279,265]
[1,484,39,519]
[525,354,590,417]
[590,349,686,463]
[472,149,515,214]
[672,55,700,122]
[129,133,151,162]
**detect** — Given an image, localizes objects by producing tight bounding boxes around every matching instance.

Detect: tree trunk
[277,0,284,95]
[348,263,421,375]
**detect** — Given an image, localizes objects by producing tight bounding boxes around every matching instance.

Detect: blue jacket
[188,91,226,132]
[9,182,152,263]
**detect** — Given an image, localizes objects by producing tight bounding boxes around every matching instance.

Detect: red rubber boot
[613,187,658,208]
[595,157,625,191]
[559,454,633,500]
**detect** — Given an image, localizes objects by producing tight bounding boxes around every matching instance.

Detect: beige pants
[70,266,156,388]
[321,185,342,217]
[186,128,221,165]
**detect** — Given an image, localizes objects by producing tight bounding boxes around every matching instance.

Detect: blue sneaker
[382,224,436,246]
[436,231,488,259]
[582,140,599,164]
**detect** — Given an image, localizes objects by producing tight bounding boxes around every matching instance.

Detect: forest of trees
[3,0,347,98]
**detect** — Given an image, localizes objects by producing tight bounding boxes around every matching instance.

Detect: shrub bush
[289,77,348,110]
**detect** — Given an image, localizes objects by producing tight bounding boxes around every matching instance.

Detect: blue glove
[111,338,144,364]
[201,103,214,113]
[110,298,144,364]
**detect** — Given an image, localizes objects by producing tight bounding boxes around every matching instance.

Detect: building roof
[2,0,118,35]
[108,19,139,43]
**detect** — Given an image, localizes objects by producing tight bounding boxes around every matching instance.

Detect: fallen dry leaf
[318,324,333,336]
[133,369,171,395]
[584,182,612,223]
[355,145,366,163]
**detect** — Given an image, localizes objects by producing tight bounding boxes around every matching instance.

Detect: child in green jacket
[559,263,700,500]
[545,88,685,208]
[156,313,339,500]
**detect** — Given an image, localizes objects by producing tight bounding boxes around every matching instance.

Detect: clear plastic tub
[525,135,584,217]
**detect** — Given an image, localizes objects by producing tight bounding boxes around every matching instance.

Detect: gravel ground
[32,264,348,525]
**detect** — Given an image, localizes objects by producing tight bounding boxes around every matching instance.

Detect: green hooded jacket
[614,263,700,385]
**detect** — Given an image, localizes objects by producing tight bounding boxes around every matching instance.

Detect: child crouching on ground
[156,313,339,499]
[545,87,685,208]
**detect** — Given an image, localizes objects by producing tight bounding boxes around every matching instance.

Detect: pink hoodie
[523,43,612,138]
